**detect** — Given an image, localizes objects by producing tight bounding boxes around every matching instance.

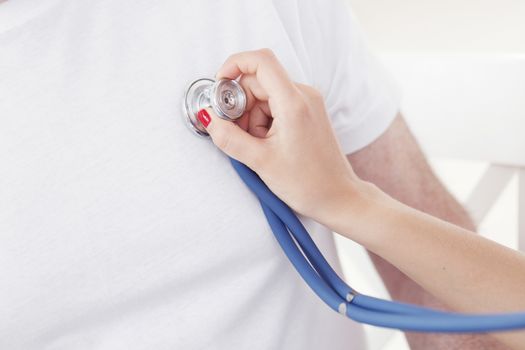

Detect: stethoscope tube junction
[184,78,525,333]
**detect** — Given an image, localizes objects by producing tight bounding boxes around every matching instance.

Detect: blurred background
[337,0,525,349]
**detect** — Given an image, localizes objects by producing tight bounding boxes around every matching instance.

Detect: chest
[0,0,313,333]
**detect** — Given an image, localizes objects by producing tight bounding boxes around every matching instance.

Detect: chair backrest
[380,53,524,246]
[381,54,525,167]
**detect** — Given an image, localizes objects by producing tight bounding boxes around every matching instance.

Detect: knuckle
[293,85,326,117]
[258,48,275,59]
[224,52,243,68]
[224,53,237,64]
[310,87,324,101]
[289,95,309,116]
[302,84,323,101]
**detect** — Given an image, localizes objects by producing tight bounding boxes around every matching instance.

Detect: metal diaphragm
[183,78,247,137]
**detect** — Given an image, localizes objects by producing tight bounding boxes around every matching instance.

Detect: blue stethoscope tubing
[229,157,525,333]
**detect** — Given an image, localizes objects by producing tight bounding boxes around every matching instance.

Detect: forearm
[332,182,525,349]
[366,191,495,350]
[344,115,510,349]
[345,181,525,313]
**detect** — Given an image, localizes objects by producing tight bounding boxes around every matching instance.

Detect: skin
[347,117,514,349]
[202,48,525,349]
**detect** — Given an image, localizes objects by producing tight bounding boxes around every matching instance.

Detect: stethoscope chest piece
[183,78,247,137]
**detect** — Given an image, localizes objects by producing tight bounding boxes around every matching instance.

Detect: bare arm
[204,49,522,349]
[347,115,513,349]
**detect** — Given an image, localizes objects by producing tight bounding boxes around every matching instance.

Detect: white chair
[383,53,525,248]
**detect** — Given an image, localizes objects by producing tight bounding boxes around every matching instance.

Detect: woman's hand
[198,49,374,226]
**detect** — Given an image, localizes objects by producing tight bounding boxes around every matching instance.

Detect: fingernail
[197,109,211,127]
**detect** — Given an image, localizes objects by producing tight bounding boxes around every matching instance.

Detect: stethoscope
[182,78,525,333]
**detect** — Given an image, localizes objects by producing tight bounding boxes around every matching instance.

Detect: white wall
[348,0,525,54]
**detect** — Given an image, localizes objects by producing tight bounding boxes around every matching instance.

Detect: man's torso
[0,1,365,348]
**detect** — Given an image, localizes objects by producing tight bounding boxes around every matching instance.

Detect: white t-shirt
[0,0,399,349]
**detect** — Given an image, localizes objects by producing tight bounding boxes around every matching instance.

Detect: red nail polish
[197,109,211,127]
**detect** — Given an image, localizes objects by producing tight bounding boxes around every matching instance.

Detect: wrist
[319,178,400,248]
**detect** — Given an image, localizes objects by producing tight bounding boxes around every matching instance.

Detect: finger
[239,74,268,104]
[248,102,272,138]
[197,108,265,169]
[216,49,299,105]
[235,111,250,132]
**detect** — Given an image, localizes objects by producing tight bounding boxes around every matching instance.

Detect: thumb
[197,108,265,169]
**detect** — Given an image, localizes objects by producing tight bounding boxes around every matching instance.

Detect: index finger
[215,48,299,104]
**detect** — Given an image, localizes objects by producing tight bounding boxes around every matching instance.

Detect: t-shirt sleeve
[292,0,401,155]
